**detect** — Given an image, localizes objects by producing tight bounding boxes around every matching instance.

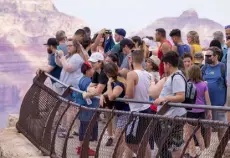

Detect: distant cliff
[0,0,87,47]
[136,9,224,46]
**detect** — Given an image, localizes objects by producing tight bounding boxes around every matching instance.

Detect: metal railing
[16,72,230,158]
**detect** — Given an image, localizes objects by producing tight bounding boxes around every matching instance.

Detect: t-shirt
[120,53,146,70]
[202,63,226,106]
[111,81,130,111]
[91,69,108,93]
[158,70,186,117]
[57,44,68,56]
[76,76,99,121]
[59,54,84,88]
[189,81,208,113]
[110,43,124,66]
[48,53,62,83]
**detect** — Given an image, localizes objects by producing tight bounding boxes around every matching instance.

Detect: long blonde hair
[67,38,88,61]
[187,31,200,45]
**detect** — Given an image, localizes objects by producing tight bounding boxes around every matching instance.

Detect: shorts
[79,121,98,141]
[187,112,205,126]
[116,114,129,129]
[125,108,154,144]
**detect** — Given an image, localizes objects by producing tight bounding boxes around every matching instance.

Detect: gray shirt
[120,53,146,70]
[59,54,84,89]
[158,70,186,117]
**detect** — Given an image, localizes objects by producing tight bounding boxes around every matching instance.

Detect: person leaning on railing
[100,62,130,158]
[75,61,98,156]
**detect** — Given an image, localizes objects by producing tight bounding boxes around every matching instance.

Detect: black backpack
[171,72,197,110]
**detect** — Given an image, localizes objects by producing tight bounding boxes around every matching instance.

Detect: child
[75,61,98,156]
[184,65,212,158]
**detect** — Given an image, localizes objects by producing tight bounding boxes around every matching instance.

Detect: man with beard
[37,38,62,84]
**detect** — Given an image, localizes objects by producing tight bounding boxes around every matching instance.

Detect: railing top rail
[44,72,230,112]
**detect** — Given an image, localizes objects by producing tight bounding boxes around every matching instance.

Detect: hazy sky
[54,0,229,33]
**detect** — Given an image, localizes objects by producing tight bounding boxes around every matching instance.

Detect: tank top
[191,44,202,63]
[128,70,151,112]
[176,43,191,57]
[158,40,172,78]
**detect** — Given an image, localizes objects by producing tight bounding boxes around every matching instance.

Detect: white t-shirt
[158,70,187,117]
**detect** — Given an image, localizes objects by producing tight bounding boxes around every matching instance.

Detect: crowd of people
[37,25,230,158]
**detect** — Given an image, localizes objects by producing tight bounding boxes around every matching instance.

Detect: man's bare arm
[161,42,171,54]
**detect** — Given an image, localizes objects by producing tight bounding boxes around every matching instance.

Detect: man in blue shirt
[37,38,62,84]
[56,30,68,56]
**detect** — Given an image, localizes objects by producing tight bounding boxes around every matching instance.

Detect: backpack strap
[201,64,208,77]
[171,72,187,88]
[219,63,227,87]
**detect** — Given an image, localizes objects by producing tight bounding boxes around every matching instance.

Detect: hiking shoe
[88,148,96,156]
[105,138,113,146]
[76,147,96,156]
[58,132,74,138]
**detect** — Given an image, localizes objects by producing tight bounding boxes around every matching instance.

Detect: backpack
[201,63,226,88]
[171,72,197,110]
[176,44,191,57]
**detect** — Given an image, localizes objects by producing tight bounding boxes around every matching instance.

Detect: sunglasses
[205,55,212,58]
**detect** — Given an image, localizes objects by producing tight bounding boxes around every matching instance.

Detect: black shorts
[125,108,154,144]
[187,112,205,126]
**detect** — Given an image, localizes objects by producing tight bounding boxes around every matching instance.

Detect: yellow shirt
[191,44,202,63]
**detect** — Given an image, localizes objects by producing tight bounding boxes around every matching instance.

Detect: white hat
[88,52,104,62]
[142,38,151,46]
[149,55,160,67]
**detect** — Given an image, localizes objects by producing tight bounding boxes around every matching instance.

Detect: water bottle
[85,98,92,105]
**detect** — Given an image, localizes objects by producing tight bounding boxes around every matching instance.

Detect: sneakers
[76,147,96,156]
[58,132,74,138]
[105,137,113,146]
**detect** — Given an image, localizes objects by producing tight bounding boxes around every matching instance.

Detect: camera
[105,29,112,34]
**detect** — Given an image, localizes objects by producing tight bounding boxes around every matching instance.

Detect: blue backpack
[176,44,191,57]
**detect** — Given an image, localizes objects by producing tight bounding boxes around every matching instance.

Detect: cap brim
[88,58,97,63]
[43,43,48,45]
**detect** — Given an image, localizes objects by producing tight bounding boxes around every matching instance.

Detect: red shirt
[157,40,172,78]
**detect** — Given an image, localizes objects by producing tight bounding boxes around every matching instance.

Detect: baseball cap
[115,28,126,37]
[88,52,104,62]
[81,61,92,74]
[148,55,160,67]
[44,38,58,46]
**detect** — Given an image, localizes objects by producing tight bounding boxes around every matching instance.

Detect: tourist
[125,50,153,158]
[56,30,68,56]
[155,28,172,78]
[187,31,202,63]
[169,29,190,57]
[201,46,227,142]
[76,62,97,156]
[184,65,212,158]
[110,28,126,66]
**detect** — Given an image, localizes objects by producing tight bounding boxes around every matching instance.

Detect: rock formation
[0,0,87,47]
[136,9,224,46]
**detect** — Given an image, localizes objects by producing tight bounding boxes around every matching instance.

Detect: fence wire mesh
[16,74,230,158]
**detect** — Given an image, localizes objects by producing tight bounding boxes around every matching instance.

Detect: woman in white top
[55,38,88,94]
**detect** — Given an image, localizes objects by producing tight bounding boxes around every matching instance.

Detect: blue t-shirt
[111,81,130,111]
[76,76,99,121]
[176,44,191,57]
[49,53,62,83]
[202,63,226,106]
